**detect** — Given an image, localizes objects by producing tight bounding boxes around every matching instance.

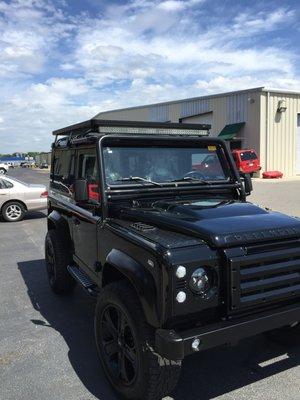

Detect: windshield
[103,145,229,186]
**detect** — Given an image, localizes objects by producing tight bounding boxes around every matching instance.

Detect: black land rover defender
[46,119,300,400]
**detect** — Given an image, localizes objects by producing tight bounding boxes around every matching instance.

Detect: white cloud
[233,8,295,34]
[158,1,187,11]
[158,0,204,11]
[0,0,299,152]
[0,0,75,78]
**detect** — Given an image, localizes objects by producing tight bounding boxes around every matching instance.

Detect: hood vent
[130,222,156,232]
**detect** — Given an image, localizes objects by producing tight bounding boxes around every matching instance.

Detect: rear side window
[0,179,13,189]
[51,150,75,195]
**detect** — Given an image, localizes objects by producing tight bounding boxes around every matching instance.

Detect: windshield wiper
[170,177,210,185]
[114,176,162,187]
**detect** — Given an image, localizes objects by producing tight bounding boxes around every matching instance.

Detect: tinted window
[0,179,13,189]
[51,150,74,195]
[78,153,98,183]
[103,146,228,185]
[240,151,258,161]
[77,149,100,202]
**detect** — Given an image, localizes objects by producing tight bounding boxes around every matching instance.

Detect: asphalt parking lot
[1,169,300,400]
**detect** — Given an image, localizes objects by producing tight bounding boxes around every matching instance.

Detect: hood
[116,199,300,248]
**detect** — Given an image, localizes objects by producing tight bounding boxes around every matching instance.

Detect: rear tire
[0,168,6,174]
[45,230,76,295]
[264,322,300,345]
[2,201,26,222]
[95,281,181,400]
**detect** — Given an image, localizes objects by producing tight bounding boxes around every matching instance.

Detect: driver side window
[77,149,101,203]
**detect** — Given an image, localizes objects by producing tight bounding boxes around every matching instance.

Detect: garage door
[181,112,213,126]
[297,114,300,175]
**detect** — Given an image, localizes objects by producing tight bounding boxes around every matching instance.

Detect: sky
[0,0,299,153]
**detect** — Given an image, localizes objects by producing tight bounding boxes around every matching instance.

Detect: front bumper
[155,303,300,360]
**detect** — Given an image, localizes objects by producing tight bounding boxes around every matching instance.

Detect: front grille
[230,245,300,311]
[175,279,187,290]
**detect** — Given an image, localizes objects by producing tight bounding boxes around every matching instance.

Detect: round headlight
[175,265,186,279]
[189,267,215,298]
[176,291,187,303]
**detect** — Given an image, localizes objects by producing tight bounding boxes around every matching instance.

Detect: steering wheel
[184,170,206,180]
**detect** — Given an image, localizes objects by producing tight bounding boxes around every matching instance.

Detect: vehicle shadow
[24,211,47,220]
[18,259,300,400]
[18,259,117,400]
[0,211,47,223]
[173,325,300,399]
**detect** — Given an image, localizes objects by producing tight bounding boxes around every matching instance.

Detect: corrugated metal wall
[149,104,169,121]
[97,106,150,121]
[97,90,261,145]
[96,89,300,176]
[180,98,211,118]
[260,92,300,176]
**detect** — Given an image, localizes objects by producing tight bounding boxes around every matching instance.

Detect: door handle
[74,218,81,226]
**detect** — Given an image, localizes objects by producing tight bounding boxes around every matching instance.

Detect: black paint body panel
[47,130,300,358]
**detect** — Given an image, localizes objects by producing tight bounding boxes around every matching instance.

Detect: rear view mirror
[240,173,253,196]
[74,179,88,202]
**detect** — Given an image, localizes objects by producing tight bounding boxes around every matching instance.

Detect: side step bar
[67,265,99,298]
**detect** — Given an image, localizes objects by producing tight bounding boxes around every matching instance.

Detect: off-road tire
[264,322,300,345]
[0,167,6,174]
[45,230,76,295]
[95,281,181,400]
[2,201,26,222]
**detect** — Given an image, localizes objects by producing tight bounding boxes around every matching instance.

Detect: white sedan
[0,163,9,174]
[0,176,48,222]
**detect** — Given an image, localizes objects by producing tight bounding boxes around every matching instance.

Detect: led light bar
[98,126,209,136]
[53,119,211,137]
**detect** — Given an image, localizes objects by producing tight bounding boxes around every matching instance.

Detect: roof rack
[52,119,211,137]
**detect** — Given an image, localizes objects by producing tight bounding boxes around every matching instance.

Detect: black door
[72,148,101,270]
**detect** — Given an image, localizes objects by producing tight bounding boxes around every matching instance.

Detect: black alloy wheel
[99,304,139,387]
[95,282,181,400]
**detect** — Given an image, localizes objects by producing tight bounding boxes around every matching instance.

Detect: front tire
[0,168,6,174]
[45,230,76,295]
[2,201,25,222]
[95,282,181,400]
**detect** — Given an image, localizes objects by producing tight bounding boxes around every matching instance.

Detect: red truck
[232,149,261,175]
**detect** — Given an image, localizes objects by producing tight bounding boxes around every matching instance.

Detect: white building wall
[95,88,300,176]
[260,91,300,176]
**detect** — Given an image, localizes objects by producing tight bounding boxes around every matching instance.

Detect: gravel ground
[0,169,299,400]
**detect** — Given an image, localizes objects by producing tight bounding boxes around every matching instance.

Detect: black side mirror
[74,179,88,202]
[240,173,253,196]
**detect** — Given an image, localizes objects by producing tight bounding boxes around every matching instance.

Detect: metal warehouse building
[95,87,300,177]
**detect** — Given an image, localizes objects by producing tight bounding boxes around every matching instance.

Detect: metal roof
[94,87,265,118]
[94,87,300,119]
